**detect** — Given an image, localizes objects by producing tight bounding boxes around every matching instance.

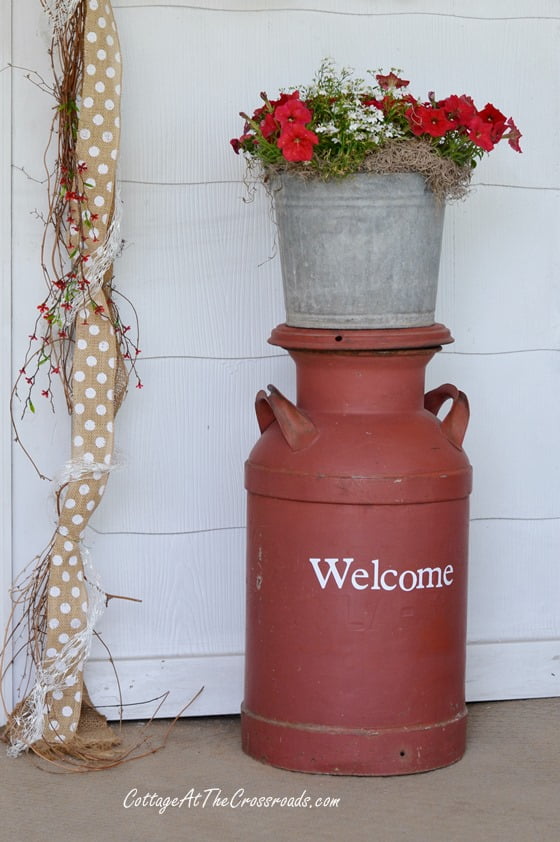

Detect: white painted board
[6,0,560,719]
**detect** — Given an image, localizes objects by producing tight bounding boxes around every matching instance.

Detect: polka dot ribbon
[77,0,121,247]
[40,0,123,750]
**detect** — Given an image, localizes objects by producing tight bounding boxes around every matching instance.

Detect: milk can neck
[291,349,437,413]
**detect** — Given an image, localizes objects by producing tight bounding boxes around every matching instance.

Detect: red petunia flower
[277,124,319,162]
[260,112,279,140]
[505,116,522,153]
[376,72,409,91]
[363,96,383,110]
[364,94,392,114]
[440,95,466,127]
[248,91,300,126]
[405,105,427,136]
[466,117,495,151]
[270,90,301,109]
[406,105,454,138]
[367,93,414,118]
[440,94,478,128]
[251,103,267,122]
[420,107,455,137]
[274,98,313,128]
[477,103,507,142]
[230,134,251,154]
[230,137,242,154]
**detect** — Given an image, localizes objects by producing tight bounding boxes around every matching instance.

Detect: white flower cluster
[300,60,406,148]
[314,96,396,145]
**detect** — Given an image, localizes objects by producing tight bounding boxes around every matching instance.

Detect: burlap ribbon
[43,0,123,752]
[6,0,126,758]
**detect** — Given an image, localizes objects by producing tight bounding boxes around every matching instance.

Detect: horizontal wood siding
[0,0,13,726]
[8,0,560,715]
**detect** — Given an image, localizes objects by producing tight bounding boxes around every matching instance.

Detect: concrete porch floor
[1,698,558,841]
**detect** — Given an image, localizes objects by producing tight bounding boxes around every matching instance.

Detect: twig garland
[1,0,146,768]
[13,4,141,432]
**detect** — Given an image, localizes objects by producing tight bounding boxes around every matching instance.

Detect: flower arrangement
[231,59,521,199]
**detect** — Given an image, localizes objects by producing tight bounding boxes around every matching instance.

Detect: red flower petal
[477,103,507,142]
[466,117,495,151]
[406,105,454,138]
[260,112,279,139]
[505,116,523,153]
[274,99,313,128]
[376,72,409,90]
[277,124,319,162]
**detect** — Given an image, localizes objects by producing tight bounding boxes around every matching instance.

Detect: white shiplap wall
[6,0,560,720]
[0,0,13,726]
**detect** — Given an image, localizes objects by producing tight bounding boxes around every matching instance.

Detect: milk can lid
[269,323,453,352]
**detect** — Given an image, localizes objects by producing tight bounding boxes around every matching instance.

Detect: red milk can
[242,324,472,775]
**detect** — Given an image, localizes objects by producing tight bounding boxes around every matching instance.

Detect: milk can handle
[255,385,318,451]
[424,383,470,448]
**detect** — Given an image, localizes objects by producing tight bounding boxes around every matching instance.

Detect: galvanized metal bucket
[272,172,445,329]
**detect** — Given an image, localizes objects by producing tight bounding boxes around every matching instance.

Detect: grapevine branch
[12,5,142,478]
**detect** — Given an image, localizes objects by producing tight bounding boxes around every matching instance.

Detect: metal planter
[273,172,445,329]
